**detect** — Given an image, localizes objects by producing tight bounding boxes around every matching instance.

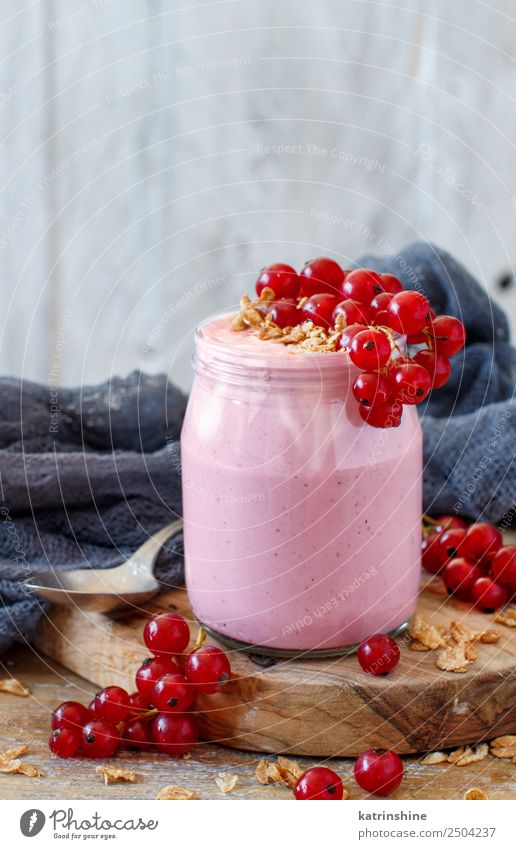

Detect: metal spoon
[24,519,183,613]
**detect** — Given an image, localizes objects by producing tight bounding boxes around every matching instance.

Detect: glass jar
[181,314,422,657]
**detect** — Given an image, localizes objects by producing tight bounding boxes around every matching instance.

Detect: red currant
[301,293,339,328]
[299,257,344,296]
[51,701,91,732]
[49,727,81,758]
[143,612,190,657]
[267,300,303,328]
[184,645,231,694]
[463,523,502,562]
[442,558,481,598]
[433,527,467,565]
[121,718,153,751]
[92,686,131,724]
[332,298,371,326]
[429,315,466,356]
[386,291,431,335]
[491,546,516,592]
[350,329,391,370]
[358,400,402,428]
[413,349,451,389]
[338,323,367,351]
[293,767,344,800]
[341,268,383,304]
[388,362,431,405]
[380,273,404,294]
[135,656,181,706]
[422,532,445,574]
[151,712,199,757]
[354,749,403,797]
[152,673,194,713]
[81,720,120,758]
[357,634,400,675]
[128,691,147,711]
[255,263,299,298]
[470,577,508,611]
[352,372,390,407]
[369,291,393,318]
[434,515,468,532]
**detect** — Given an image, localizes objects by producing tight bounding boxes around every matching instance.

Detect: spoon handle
[127,519,184,575]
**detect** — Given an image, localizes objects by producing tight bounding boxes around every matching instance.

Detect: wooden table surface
[0,645,514,800]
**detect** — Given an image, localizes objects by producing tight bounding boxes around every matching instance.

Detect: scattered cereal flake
[421,751,449,765]
[421,579,447,597]
[155,785,197,800]
[436,638,473,673]
[0,678,30,697]
[215,772,239,793]
[255,759,271,785]
[0,759,40,777]
[489,736,516,759]
[96,765,137,785]
[494,608,516,628]
[408,641,432,652]
[0,745,28,762]
[454,743,489,766]
[182,752,192,761]
[477,629,500,644]
[409,615,447,650]
[255,757,304,788]
[447,747,466,764]
[464,787,488,800]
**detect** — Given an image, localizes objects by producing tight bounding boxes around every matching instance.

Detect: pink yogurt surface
[182,314,423,651]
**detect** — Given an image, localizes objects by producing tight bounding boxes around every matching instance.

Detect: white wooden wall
[1,0,515,392]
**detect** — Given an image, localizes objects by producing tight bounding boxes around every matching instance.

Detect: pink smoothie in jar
[181,313,422,655]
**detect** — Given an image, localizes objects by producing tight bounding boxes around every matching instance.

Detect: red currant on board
[338,323,367,351]
[332,298,371,326]
[267,300,303,329]
[350,329,391,370]
[135,656,181,706]
[121,719,153,751]
[442,558,481,597]
[388,362,432,405]
[429,315,466,356]
[434,515,468,532]
[433,528,467,565]
[413,350,451,389]
[128,691,147,711]
[470,577,508,611]
[293,767,344,800]
[354,749,404,797]
[380,273,404,294]
[341,268,383,304]
[358,400,402,428]
[301,294,339,328]
[386,291,431,335]
[51,701,91,732]
[352,372,390,407]
[151,712,199,757]
[152,673,194,713]
[463,523,503,562]
[92,686,131,724]
[143,611,190,657]
[81,720,120,758]
[255,263,299,298]
[369,291,393,318]
[184,645,231,694]
[49,727,81,758]
[357,634,400,675]
[299,257,345,296]
[422,532,444,574]
[491,546,516,592]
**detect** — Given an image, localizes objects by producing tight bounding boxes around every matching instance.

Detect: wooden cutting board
[33,584,516,757]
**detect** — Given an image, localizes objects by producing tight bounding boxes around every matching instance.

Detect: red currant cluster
[422,515,515,610]
[294,749,403,800]
[253,258,466,428]
[49,612,231,759]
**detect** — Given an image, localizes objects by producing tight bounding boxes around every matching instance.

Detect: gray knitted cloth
[0,243,514,654]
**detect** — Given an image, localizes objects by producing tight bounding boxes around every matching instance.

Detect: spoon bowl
[25,519,183,613]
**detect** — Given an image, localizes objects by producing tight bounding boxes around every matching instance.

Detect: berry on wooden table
[357,634,400,675]
[49,727,81,758]
[51,701,91,731]
[81,720,120,759]
[135,656,181,706]
[491,546,516,592]
[143,611,191,657]
[121,718,153,751]
[184,645,231,694]
[463,523,503,562]
[470,577,508,611]
[293,767,344,800]
[354,749,404,797]
[152,673,194,713]
[91,686,131,724]
[151,712,199,757]
[442,558,481,598]
[255,263,299,298]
